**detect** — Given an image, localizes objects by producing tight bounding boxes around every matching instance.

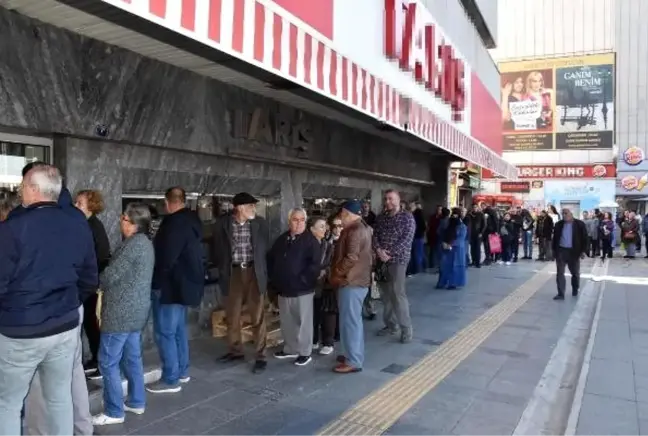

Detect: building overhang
[1,0,516,179]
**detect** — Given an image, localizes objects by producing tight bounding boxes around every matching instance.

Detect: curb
[564,261,608,435]
[513,259,607,435]
[88,368,161,413]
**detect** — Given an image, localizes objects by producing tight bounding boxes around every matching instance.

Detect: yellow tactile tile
[317,263,556,435]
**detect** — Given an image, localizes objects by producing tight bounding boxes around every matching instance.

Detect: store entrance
[0,133,52,191]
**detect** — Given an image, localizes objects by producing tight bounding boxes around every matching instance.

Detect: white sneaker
[319,346,334,355]
[312,343,321,351]
[179,376,191,383]
[92,413,124,426]
[497,260,504,265]
[124,404,145,415]
[506,261,511,265]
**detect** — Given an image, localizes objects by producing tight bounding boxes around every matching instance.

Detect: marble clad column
[371,188,383,214]
[55,137,123,249]
[280,169,305,229]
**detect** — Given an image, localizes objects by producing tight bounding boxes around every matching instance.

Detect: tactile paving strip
[317,263,556,435]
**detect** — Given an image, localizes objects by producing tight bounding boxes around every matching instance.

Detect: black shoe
[253,359,267,373]
[553,294,565,301]
[294,356,312,366]
[572,290,579,297]
[513,258,518,263]
[219,352,245,363]
[367,313,376,321]
[274,350,299,359]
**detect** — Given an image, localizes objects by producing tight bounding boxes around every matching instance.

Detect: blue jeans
[151,291,189,385]
[338,286,369,369]
[99,332,145,418]
[523,231,533,258]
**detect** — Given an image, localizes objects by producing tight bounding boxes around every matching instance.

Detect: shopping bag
[489,233,502,254]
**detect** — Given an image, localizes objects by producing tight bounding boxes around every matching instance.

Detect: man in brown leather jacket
[329,200,373,373]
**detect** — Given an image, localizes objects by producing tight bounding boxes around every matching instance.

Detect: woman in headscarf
[436,208,467,290]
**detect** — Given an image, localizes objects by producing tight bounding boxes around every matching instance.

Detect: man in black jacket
[552,209,589,300]
[468,204,485,267]
[148,187,205,393]
[268,208,321,366]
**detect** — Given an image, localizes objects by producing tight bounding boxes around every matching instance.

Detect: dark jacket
[330,219,373,288]
[0,201,98,339]
[315,237,335,295]
[267,231,321,298]
[468,211,485,237]
[412,209,426,239]
[88,214,111,274]
[536,215,554,239]
[363,211,377,227]
[552,219,588,255]
[621,218,640,243]
[484,208,499,234]
[500,220,515,242]
[212,214,269,296]
[153,208,205,306]
[510,214,523,238]
[427,214,441,246]
[100,233,154,333]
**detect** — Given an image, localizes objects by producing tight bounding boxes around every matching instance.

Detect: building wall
[490,0,616,169]
[615,0,648,197]
[474,0,498,44]
[420,0,501,102]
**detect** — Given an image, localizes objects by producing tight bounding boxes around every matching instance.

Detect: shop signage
[468,175,481,189]
[623,146,644,166]
[501,181,530,193]
[514,164,615,179]
[384,0,465,121]
[229,108,313,155]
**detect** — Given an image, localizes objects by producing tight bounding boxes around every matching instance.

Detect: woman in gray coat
[92,203,155,426]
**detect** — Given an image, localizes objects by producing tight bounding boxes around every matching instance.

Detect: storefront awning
[5,0,516,179]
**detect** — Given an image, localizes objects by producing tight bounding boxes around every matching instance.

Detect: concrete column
[280,169,305,229]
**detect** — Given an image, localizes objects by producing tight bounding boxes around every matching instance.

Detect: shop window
[0,139,51,190]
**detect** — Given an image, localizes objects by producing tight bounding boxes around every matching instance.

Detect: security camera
[95,124,109,137]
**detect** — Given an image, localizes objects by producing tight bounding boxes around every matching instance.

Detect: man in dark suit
[552,208,589,300]
[212,192,269,373]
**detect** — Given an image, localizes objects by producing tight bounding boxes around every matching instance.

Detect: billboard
[499,53,615,151]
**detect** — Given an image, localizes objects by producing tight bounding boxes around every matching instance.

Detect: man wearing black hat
[212,192,269,373]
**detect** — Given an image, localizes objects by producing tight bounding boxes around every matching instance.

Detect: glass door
[0,133,52,191]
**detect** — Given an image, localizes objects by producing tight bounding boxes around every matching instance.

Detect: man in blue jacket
[148,187,205,394]
[0,164,98,435]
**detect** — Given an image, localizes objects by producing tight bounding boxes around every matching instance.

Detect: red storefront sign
[501,181,530,193]
[483,164,616,179]
[384,0,465,121]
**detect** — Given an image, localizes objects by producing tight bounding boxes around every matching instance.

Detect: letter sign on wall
[384,0,465,121]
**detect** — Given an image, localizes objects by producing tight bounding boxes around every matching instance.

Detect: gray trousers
[279,294,314,357]
[0,325,79,436]
[24,306,92,436]
[379,263,412,331]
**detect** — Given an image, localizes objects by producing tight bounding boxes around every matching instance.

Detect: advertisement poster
[500,53,615,151]
[616,146,648,196]
[545,180,616,215]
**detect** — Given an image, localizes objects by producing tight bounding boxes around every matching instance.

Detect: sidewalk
[90,259,587,435]
[570,258,648,435]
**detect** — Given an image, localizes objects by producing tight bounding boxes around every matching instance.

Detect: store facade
[482,164,617,214]
[0,0,512,336]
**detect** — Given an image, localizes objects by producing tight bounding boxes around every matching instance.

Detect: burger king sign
[623,146,644,166]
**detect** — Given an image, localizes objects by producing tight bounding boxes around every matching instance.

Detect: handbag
[489,233,502,254]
